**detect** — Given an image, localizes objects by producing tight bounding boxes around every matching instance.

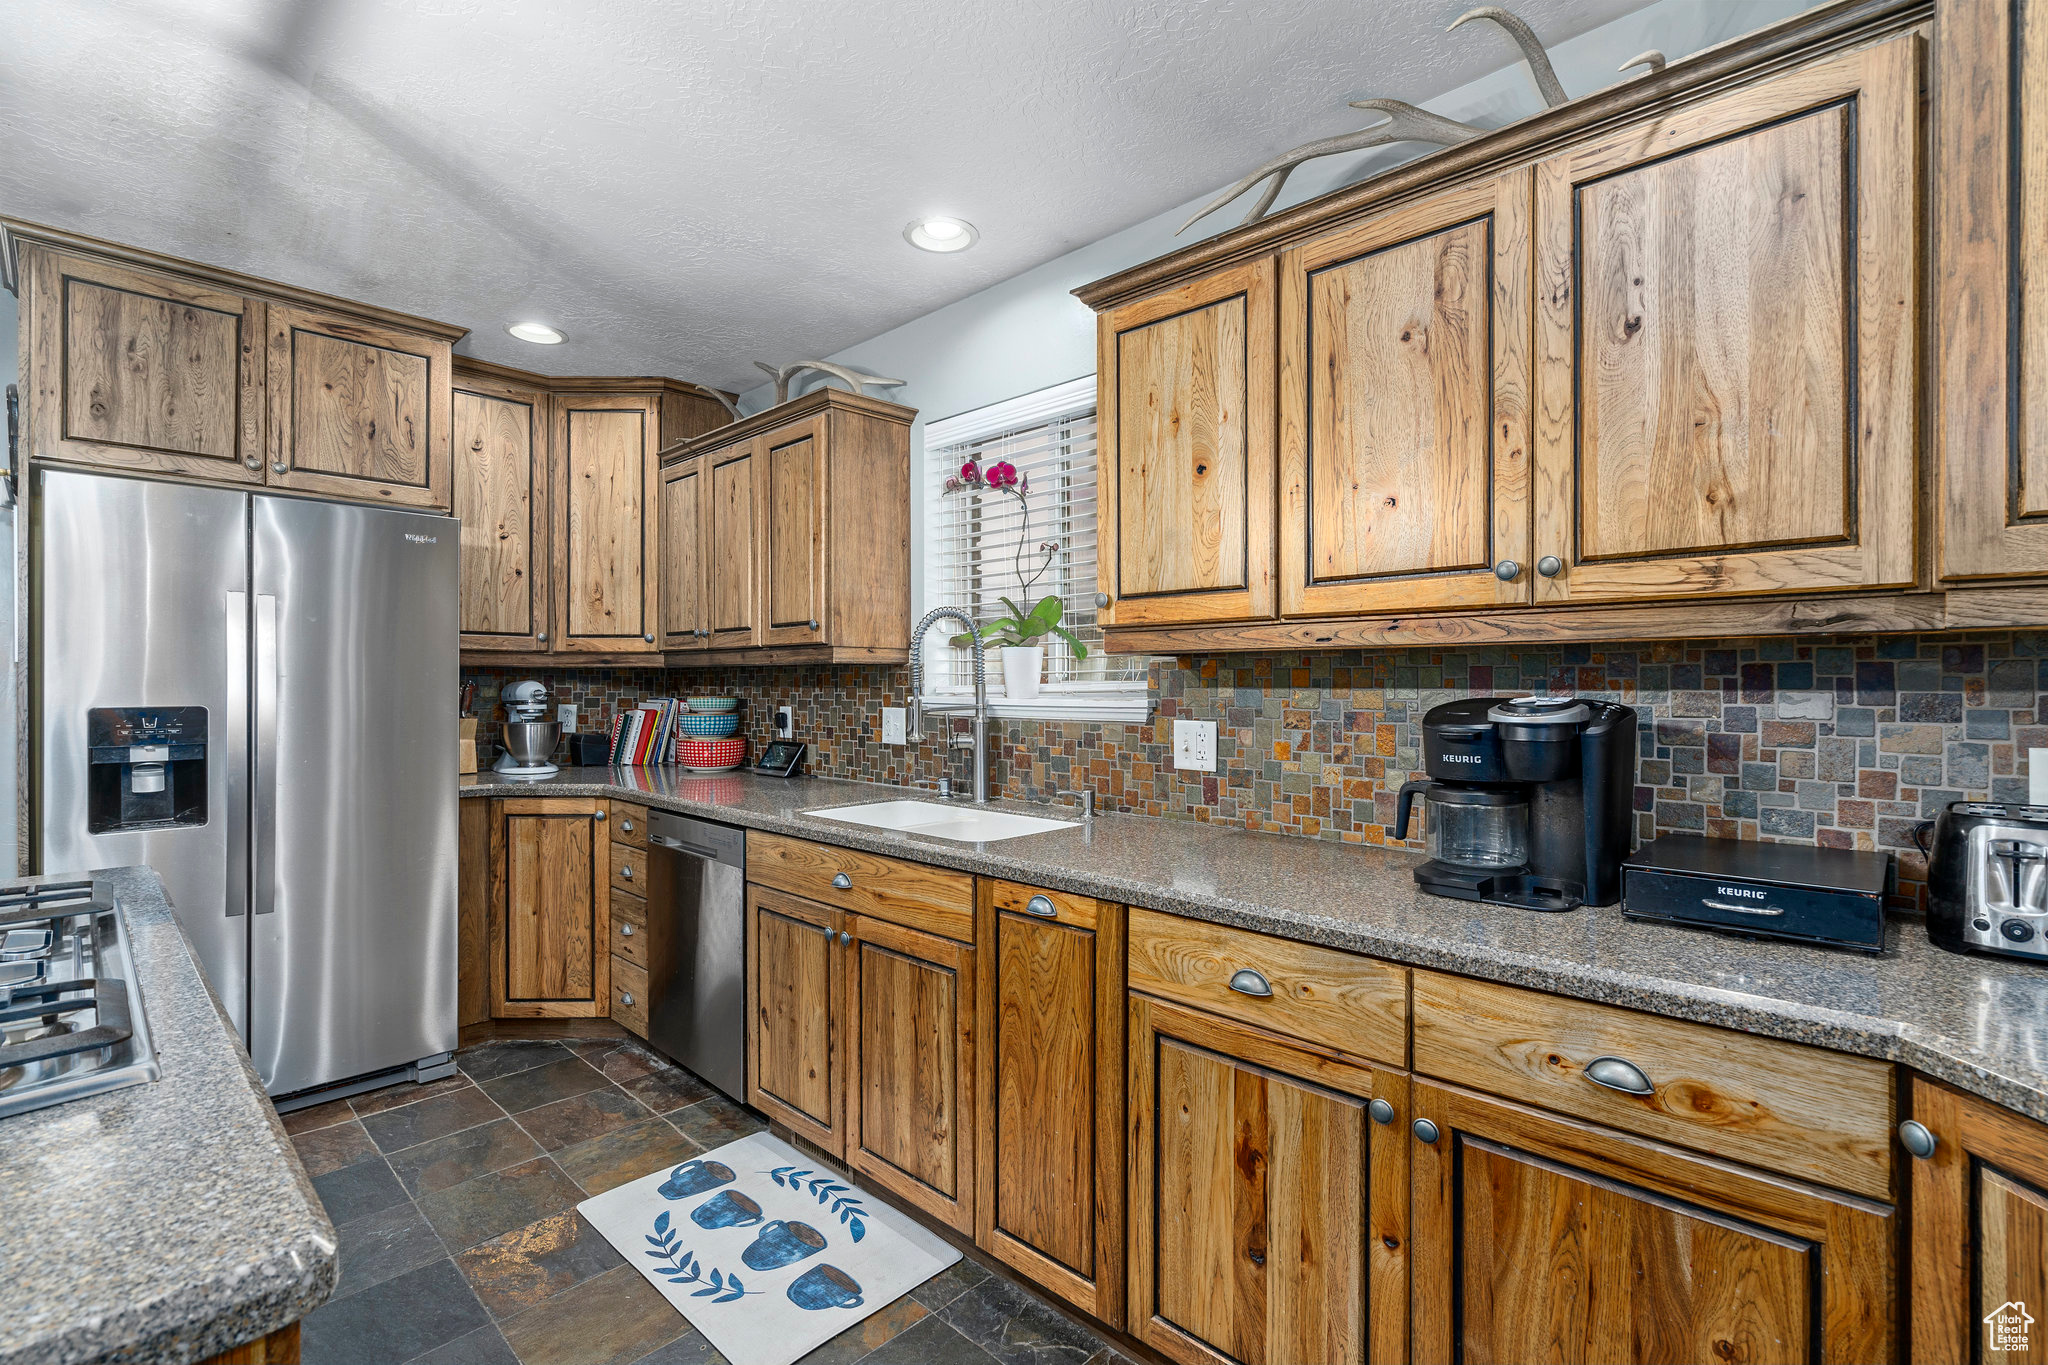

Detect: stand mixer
[494,679,561,778]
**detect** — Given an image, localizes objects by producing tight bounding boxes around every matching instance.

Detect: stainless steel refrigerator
[35,467,458,1096]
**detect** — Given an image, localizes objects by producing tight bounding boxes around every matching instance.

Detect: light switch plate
[2031,748,2048,805]
[557,703,578,733]
[1174,718,1217,773]
[882,707,907,746]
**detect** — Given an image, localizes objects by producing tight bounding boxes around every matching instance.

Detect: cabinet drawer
[611,842,647,897]
[1127,908,1408,1067]
[1411,970,1895,1198]
[611,895,648,969]
[986,878,1100,928]
[611,955,649,1037]
[611,802,650,848]
[747,831,974,941]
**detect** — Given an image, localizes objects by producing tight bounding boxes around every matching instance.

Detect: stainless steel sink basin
[808,800,1075,843]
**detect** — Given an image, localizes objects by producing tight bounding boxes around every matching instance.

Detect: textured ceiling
[1,0,1654,391]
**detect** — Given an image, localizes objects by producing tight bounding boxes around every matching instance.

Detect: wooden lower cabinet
[1410,1080,1895,1365]
[975,882,1126,1327]
[199,1322,300,1364]
[1907,1077,2048,1364]
[746,885,847,1154]
[1128,992,1409,1365]
[846,914,976,1234]
[487,797,610,1019]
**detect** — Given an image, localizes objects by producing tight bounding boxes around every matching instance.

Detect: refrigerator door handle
[225,591,249,918]
[253,593,279,917]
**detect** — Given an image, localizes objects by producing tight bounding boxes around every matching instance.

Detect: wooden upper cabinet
[454,367,549,652]
[1531,34,1920,604]
[18,243,266,484]
[658,457,708,651]
[1411,1080,1895,1365]
[1936,0,2048,581]
[1280,170,1533,617]
[1907,1077,2048,1364]
[489,797,610,1019]
[706,438,762,651]
[1098,258,1276,626]
[553,394,660,654]
[266,301,453,509]
[762,417,828,647]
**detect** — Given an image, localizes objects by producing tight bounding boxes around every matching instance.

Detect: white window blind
[924,378,1147,704]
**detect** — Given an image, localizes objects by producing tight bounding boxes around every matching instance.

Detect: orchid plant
[942,456,1087,659]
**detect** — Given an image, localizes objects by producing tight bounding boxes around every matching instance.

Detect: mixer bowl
[501,720,561,766]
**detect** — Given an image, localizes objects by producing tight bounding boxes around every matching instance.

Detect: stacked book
[606,698,683,766]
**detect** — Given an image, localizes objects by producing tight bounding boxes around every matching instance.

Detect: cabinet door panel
[1937,0,2048,578]
[1282,171,1532,615]
[1411,1080,1894,1365]
[455,377,548,651]
[1533,36,1918,603]
[764,423,828,647]
[554,397,660,653]
[1098,258,1276,626]
[268,302,451,509]
[660,458,706,650]
[846,915,974,1233]
[490,798,608,1019]
[1129,993,1407,1365]
[21,245,264,483]
[1907,1077,2048,1364]
[746,886,843,1155]
[708,442,760,649]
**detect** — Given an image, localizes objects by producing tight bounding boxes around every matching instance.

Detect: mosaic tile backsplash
[465,631,2048,907]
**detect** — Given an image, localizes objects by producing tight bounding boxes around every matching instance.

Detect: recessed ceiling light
[903,217,979,253]
[507,322,565,344]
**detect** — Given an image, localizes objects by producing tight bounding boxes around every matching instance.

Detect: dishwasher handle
[649,832,725,861]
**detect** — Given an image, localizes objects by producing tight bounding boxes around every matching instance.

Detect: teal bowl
[679,712,740,737]
[687,697,739,715]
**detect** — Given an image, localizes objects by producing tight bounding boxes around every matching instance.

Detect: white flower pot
[1001,646,1044,700]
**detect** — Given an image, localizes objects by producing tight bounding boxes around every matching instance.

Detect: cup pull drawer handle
[1228,968,1273,998]
[621,866,633,880]
[620,924,634,937]
[621,819,634,834]
[1025,895,1057,917]
[831,873,853,890]
[620,992,634,1007]
[1583,1056,1655,1095]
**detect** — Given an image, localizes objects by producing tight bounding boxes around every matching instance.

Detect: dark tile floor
[289,1034,1130,1365]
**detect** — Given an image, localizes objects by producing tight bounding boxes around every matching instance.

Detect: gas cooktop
[0,877,160,1119]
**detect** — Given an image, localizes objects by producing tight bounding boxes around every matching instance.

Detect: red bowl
[676,736,746,771]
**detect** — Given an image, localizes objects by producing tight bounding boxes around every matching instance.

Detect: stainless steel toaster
[1925,801,2048,962]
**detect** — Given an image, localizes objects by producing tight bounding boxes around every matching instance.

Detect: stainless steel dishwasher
[642,809,747,1099]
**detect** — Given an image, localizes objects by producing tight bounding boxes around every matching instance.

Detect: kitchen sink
[808,800,1075,843]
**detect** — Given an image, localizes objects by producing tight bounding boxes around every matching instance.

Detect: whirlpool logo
[404,533,438,545]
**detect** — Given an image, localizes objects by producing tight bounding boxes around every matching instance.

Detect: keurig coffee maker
[1393,695,1637,910]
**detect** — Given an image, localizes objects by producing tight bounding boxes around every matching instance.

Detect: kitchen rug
[577,1131,960,1365]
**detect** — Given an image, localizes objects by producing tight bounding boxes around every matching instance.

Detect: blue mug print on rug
[765,1166,868,1242]
[643,1211,759,1303]
[742,1219,827,1271]
[787,1263,864,1311]
[660,1159,735,1200]
[691,1189,764,1229]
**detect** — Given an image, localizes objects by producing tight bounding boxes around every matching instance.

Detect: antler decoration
[1180,4,1572,237]
[753,361,908,405]
[1618,50,1668,75]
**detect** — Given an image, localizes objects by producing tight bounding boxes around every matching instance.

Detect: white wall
[737,0,1817,620]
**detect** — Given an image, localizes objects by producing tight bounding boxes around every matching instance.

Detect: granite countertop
[467,767,2048,1123]
[0,867,337,1365]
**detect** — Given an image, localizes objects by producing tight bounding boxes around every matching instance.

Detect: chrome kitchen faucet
[906,607,989,804]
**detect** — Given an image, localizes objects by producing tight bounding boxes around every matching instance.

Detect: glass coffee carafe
[1411,784,1528,870]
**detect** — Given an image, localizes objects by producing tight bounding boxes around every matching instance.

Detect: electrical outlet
[2032,748,2048,805]
[882,707,907,746]
[557,703,578,734]
[1174,718,1217,773]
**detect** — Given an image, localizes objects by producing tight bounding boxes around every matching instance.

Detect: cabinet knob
[595,809,606,820]
[538,632,548,643]
[808,619,819,631]
[245,458,261,471]
[644,633,654,643]
[1493,559,1520,581]
[1898,1119,1937,1160]
[1583,1055,1655,1096]
[831,872,853,890]
[620,992,634,1007]
[1369,1098,1395,1126]
[271,461,288,475]
[1095,592,1111,608]
[621,865,633,880]
[620,923,634,937]
[838,930,853,946]
[1227,968,1273,998]
[1412,1118,1439,1145]
[1536,555,1564,578]
[1025,895,1056,917]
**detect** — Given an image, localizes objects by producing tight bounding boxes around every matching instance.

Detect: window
[923,376,1149,721]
